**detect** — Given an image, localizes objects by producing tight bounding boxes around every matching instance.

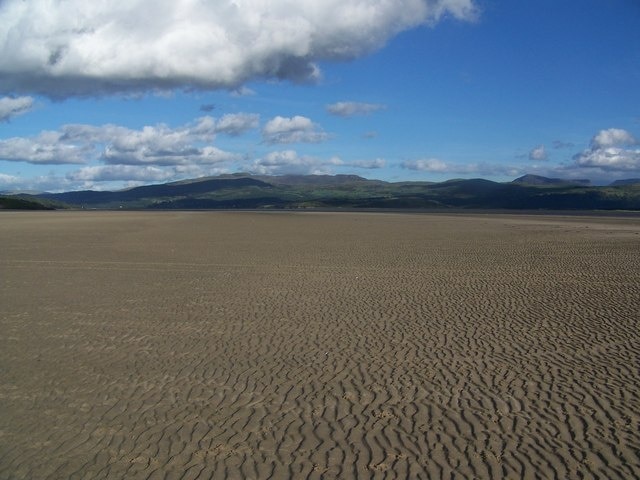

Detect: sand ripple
[1,212,639,479]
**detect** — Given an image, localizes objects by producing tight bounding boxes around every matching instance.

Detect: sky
[0,0,639,192]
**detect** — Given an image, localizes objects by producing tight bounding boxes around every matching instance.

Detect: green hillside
[21,174,640,211]
[0,195,55,210]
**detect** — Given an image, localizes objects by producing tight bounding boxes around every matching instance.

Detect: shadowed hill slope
[24,174,640,210]
[0,195,55,210]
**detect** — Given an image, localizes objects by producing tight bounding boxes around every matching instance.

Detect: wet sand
[1,211,639,479]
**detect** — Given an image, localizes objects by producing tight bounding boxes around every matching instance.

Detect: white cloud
[251,150,340,175]
[0,171,75,193]
[0,96,34,121]
[262,116,328,144]
[529,145,548,161]
[63,164,231,190]
[0,0,478,97]
[0,115,253,166]
[326,101,386,117]
[573,128,640,172]
[0,132,89,164]
[102,144,237,166]
[96,118,242,165]
[0,172,20,188]
[574,147,640,171]
[67,165,175,183]
[591,128,637,148]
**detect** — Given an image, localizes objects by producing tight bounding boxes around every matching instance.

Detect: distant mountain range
[510,174,591,186]
[3,174,640,210]
[609,178,640,187]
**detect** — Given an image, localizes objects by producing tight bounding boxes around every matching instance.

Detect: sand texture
[1,211,639,479]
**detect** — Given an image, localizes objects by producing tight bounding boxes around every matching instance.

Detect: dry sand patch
[1,211,639,479]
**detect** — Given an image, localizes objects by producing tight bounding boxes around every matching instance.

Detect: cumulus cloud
[0,115,252,166]
[262,116,328,144]
[0,132,89,164]
[96,118,241,165]
[251,150,341,175]
[326,101,386,117]
[0,0,478,97]
[529,145,548,161]
[0,170,79,193]
[574,148,640,171]
[591,128,637,148]
[102,144,237,167]
[0,96,34,121]
[573,128,640,172]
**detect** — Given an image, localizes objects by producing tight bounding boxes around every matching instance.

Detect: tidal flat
[1,211,639,479]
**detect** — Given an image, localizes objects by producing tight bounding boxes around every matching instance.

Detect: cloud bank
[67,165,176,183]
[0,0,478,97]
[398,128,640,183]
[0,114,255,165]
[251,150,342,175]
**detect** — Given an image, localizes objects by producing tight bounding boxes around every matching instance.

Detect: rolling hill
[20,174,640,211]
[0,195,56,210]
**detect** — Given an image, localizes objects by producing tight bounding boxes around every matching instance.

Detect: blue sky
[1,0,639,192]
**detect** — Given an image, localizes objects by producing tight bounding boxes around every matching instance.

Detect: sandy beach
[1,211,639,479]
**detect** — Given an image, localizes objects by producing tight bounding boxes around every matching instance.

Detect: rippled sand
[1,211,639,479]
